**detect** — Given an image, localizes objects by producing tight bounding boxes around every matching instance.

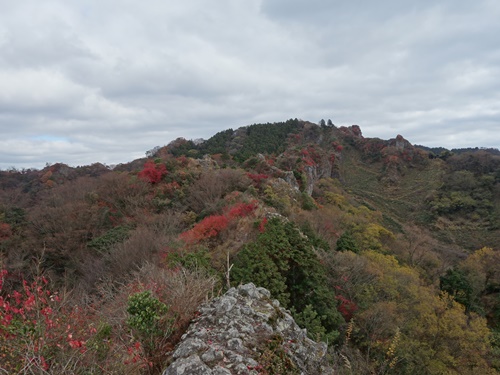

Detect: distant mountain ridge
[416,144,500,156]
[2,120,499,249]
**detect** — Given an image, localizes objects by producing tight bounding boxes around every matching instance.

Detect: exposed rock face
[282,171,300,191]
[339,125,363,138]
[194,154,220,170]
[390,134,412,150]
[303,153,342,195]
[304,165,317,196]
[163,283,332,375]
[257,153,301,192]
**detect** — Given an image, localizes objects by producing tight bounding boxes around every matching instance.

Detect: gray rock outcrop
[163,283,332,375]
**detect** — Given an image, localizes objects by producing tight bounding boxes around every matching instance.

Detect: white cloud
[0,0,499,169]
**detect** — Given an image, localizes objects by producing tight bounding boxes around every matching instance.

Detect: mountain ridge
[0,119,499,374]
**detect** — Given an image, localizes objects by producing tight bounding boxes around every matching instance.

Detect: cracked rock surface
[163,283,333,375]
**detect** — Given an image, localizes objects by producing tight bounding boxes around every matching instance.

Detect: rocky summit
[163,283,333,375]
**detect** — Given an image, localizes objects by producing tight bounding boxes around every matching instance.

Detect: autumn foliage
[0,270,91,372]
[179,215,229,244]
[226,201,258,219]
[138,161,167,184]
[0,120,499,374]
[180,201,258,245]
[335,294,358,321]
[246,173,269,187]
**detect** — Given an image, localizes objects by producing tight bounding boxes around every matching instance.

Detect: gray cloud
[1,0,499,169]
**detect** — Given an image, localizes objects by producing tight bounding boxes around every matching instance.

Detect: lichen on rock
[163,283,333,375]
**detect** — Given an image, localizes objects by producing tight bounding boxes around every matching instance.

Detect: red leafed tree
[138,162,167,184]
[180,215,229,244]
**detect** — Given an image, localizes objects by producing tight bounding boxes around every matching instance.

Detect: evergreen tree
[231,218,344,342]
[440,268,474,311]
[336,231,360,253]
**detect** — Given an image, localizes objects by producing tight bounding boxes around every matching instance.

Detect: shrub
[226,201,258,219]
[187,169,250,213]
[301,191,316,211]
[126,290,174,373]
[0,270,93,373]
[87,225,131,254]
[138,161,167,184]
[179,214,229,245]
[165,249,215,275]
[256,334,300,374]
[127,290,170,337]
[247,173,269,187]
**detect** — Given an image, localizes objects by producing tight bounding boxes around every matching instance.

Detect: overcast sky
[1,0,499,169]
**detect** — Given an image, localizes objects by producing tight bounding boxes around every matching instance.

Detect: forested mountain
[1,120,499,374]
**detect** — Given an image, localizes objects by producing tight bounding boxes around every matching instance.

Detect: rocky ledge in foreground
[163,283,333,375]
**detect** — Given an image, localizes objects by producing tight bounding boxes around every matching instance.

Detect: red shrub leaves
[138,161,167,184]
[227,201,258,219]
[0,270,92,372]
[180,215,229,244]
[299,146,322,167]
[246,173,269,186]
[180,201,260,245]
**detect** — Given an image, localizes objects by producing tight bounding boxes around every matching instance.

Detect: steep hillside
[0,120,499,374]
[164,120,500,251]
